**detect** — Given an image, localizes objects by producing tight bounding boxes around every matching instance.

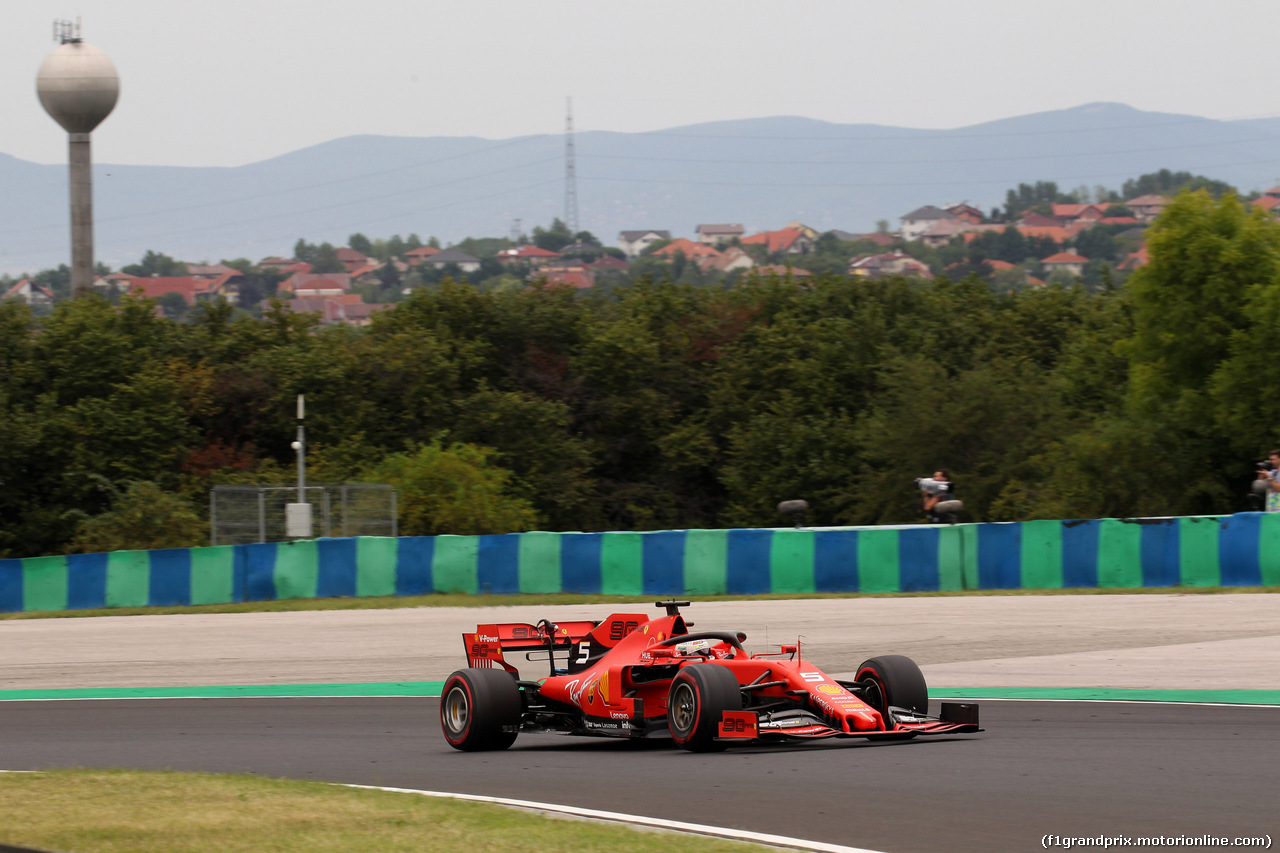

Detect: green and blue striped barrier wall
[3,513,1280,613]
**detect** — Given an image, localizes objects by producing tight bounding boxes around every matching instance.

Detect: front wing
[718,702,982,743]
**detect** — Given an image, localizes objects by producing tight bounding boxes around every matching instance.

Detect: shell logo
[817,684,845,695]
[598,671,609,703]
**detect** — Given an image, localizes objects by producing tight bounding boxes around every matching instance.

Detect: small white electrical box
[285,503,313,538]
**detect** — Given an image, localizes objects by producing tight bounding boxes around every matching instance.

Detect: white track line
[343,784,887,853]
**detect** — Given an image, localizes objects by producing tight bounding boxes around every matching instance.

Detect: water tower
[36,20,119,299]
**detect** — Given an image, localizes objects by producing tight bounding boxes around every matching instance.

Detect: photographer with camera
[916,469,960,524]
[1255,451,1280,512]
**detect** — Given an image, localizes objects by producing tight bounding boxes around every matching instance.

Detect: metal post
[296,394,306,503]
[258,488,266,544]
[285,395,313,538]
[209,489,218,546]
[341,484,349,538]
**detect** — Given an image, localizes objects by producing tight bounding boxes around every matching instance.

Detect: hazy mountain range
[6,101,1280,275]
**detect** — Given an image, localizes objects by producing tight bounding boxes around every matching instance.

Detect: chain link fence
[209,484,397,545]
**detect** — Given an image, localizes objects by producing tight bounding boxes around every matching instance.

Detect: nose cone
[36,41,120,134]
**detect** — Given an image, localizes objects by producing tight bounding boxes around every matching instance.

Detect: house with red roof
[586,255,629,272]
[404,246,441,266]
[920,218,978,247]
[1252,196,1280,213]
[899,206,958,242]
[652,238,723,260]
[532,261,595,289]
[1041,250,1089,277]
[126,276,222,306]
[1127,195,1171,223]
[741,227,814,255]
[280,272,351,297]
[1018,211,1062,228]
[945,203,984,225]
[1052,204,1106,226]
[1119,245,1150,270]
[961,224,1073,245]
[695,224,745,246]
[279,293,389,326]
[495,245,561,267]
[849,251,933,279]
[420,248,482,273]
[335,247,372,273]
[2,279,55,307]
[696,246,755,274]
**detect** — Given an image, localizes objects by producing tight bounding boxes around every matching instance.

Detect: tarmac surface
[3,593,1278,852]
[3,697,1276,853]
[3,593,1278,691]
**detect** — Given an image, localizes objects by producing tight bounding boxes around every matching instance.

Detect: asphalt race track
[3,696,1276,852]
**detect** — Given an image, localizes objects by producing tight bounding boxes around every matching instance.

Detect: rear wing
[464,621,599,673]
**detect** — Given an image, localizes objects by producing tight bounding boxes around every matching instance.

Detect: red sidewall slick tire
[440,668,521,751]
[667,664,742,752]
[856,655,928,718]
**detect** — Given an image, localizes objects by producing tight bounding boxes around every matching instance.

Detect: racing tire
[440,668,522,751]
[856,655,928,719]
[667,664,742,752]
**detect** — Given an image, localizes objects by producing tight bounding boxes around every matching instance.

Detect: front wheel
[856,655,928,721]
[440,668,521,751]
[667,664,742,752]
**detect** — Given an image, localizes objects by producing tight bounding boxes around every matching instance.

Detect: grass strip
[3,585,1278,621]
[0,769,774,853]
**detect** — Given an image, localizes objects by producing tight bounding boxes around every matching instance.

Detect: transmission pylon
[563,97,579,235]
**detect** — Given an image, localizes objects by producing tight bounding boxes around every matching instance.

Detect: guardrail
[2,514,1278,614]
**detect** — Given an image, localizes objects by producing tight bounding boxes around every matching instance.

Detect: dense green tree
[532,218,574,253]
[33,265,72,300]
[368,441,540,535]
[121,250,187,278]
[310,243,344,274]
[347,233,373,256]
[1123,169,1235,200]
[69,480,206,552]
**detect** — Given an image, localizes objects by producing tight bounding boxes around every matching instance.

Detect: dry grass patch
[0,770,772,853]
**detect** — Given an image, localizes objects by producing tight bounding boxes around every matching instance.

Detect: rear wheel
[856,655,928,721]
[440,668,522,751]
[667,664,742,752]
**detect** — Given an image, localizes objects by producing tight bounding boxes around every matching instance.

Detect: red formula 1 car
[440,601,980,752]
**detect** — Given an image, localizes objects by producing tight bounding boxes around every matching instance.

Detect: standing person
[918,469,956,523]
[1257,451,1280,512]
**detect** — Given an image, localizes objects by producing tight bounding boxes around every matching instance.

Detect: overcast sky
[3,0,1280,168]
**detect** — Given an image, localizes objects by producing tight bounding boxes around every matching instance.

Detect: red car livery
[440,600,981,752]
